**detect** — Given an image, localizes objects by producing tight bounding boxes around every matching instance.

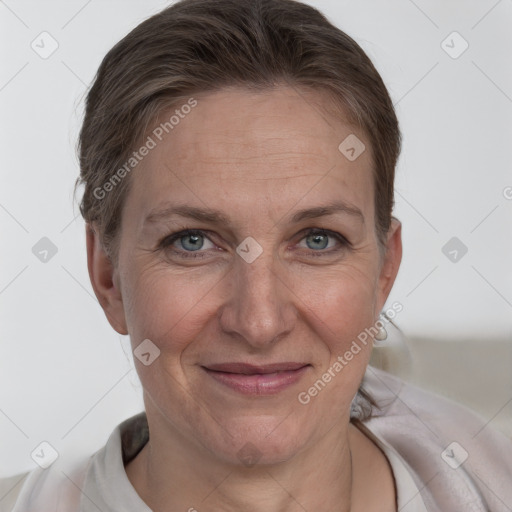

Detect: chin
[205,414,310,467]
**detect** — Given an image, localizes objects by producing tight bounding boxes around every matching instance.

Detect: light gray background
[1,0,511,476]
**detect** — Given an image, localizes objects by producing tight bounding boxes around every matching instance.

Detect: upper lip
[203,362,309,374]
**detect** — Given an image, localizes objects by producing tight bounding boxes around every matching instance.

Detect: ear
[86,223,128,335]
[375,217,402,314]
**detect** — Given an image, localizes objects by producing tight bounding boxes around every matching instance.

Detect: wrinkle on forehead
[124,85,375,240]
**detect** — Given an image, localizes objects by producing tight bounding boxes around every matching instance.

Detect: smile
[201,362,311,395]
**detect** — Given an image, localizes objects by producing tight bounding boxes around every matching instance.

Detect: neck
[126,412,356,512]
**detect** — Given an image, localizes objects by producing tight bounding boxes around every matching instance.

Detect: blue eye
[305,232,330,250]
[296,229,348,254]
[180,232,205,251]
[160,230,216,257]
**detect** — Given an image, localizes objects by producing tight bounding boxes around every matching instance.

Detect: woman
[3,0,511,510]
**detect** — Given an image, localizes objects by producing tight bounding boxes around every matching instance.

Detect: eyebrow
[144,204,230,226]
[289,201,364,225]
[143,200,365,227]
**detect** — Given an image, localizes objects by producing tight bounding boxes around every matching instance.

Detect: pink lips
[202,362,310,395]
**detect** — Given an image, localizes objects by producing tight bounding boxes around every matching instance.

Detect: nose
[218,251,297,349]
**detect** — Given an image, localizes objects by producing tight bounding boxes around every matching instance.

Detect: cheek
[121,261,219,352]
[291,261,379,403]
[293,267,377,416]
[294,261,379,337]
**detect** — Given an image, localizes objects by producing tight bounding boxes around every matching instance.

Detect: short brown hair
[75,0,401,265]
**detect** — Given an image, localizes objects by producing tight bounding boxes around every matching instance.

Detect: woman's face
[91,85,401,466]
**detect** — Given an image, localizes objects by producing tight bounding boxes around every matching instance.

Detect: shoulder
[0,472,29,512]
[362,365,510,440]
[2,413,146,512]
[0,453,93,512]
[361,365,512,510]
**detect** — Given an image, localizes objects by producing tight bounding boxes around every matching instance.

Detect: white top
[2,411,427,512]
[372,433,428,512]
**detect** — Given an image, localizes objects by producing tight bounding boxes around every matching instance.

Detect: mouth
[201,362,311,395]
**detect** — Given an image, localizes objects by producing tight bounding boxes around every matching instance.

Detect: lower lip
[203,366,310,395]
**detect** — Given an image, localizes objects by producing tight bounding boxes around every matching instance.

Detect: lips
[204,362,308,374]
[202,362,310,395]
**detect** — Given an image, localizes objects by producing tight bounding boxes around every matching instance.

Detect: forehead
[126,86,374,226]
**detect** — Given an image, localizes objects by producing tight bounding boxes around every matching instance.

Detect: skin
[87,85,402,512]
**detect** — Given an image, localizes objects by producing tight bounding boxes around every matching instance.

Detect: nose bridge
[220,249,294,347]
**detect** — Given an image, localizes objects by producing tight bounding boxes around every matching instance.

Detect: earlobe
[86,223,128,335]
[375,217,402,314]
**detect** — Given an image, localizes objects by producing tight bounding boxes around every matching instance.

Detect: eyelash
[158,228,351,259]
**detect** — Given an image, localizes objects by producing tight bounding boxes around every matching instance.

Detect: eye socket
[177,231,212,251]
[298,230,340,251]
[160,229,216,257]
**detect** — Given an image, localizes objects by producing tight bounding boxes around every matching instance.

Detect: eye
[296,229,350,254]
[159,229,217,257]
